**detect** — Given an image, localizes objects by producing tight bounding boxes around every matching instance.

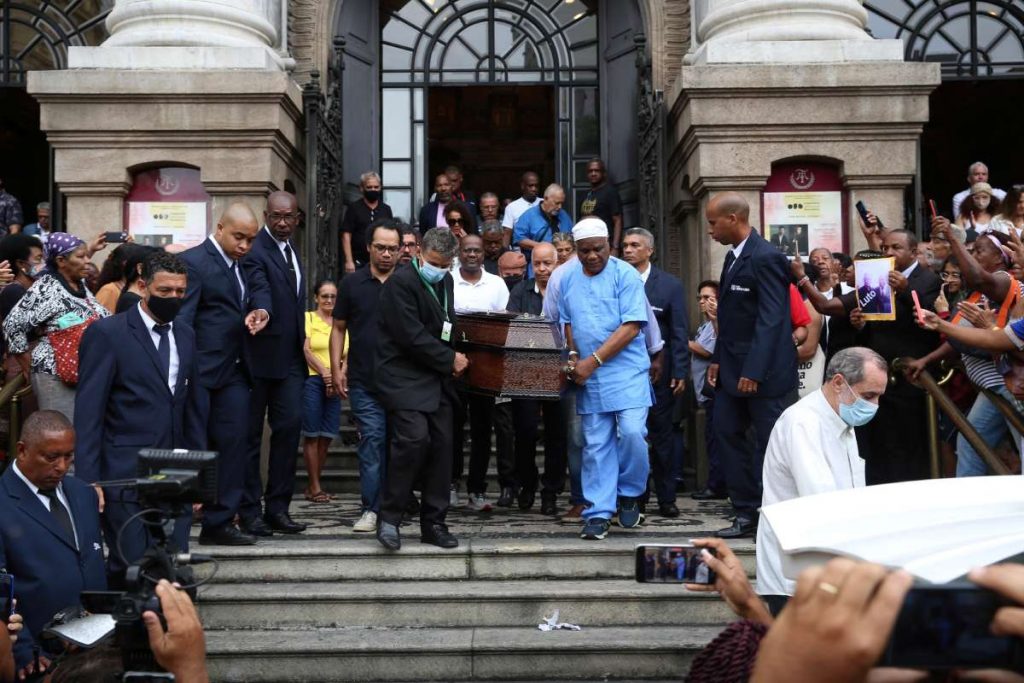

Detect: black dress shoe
[377,521,401,551]
[199,525,256,546]
[496,486,516,508]
[691,488,729,501]
[658,502,680,518]
[240,516,274,537]
[264,511,307,534]
[421,523,459,548]
[540,493,558,516]
[517,488,536,511]
[716,517,757,539]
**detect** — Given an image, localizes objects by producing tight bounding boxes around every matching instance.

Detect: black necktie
[154,323,171,383]
[40,488,74,545]
[723,252,736,278]
[229,260,244,306]
[283,244,298,294]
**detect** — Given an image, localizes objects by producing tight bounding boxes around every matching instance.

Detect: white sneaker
[466,493,493,512]
[353,510,377,533]
[450,483,462,508]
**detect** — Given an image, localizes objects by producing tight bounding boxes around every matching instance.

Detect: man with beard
[513,183,573,276]
[418,174,453,230]
[399,226,420,266]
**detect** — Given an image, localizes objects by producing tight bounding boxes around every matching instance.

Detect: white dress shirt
[452,267,509,312]
[12,462,78,548]
[901,260,919,279]
[138,303,179,393]
[502,196,542,230]
[756,389,864,596]
[208,235,245,302]
[728,236,749,271]
[637,263,652,284]
[264,226,302,296]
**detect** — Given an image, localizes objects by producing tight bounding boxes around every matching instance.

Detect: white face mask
[975,196,991,211]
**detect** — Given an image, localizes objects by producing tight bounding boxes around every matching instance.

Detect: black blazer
[645,265,690,384]
[242,228,306,379]
[179,239,270,389]
[373,263,457,412]
[74,305,202,483]
[417,201,446,231]
[713,230,797,398]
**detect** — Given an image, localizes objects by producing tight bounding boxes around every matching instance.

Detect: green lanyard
[413,258,449,322]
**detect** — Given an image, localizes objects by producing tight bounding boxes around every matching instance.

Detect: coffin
[455,311,565,400]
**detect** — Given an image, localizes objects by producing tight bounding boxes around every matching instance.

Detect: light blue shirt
[691,320,717,405]
[558,257,653,414]
[512,204,573,277]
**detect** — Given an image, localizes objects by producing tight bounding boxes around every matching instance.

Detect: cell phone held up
[104,231,128,244]
[635,544,716,585]
[855,200,885,231]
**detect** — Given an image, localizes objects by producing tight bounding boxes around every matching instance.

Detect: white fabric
[12,461,78,547]
[137,303,179,393]
[502,197,541,230]
[572,217,608,241]
[729,236,750,270]
[953,186,1006,217]
[452,268,509,312]
[208,235,245,301]
[756,389,863,596]
[797,344,826,398]
[900,260,918,278]
[263,226,302,296]
[637,263,652,284]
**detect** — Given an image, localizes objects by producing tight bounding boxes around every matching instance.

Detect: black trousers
[512,399,567,495]
[241,358,305,519]
[452,392,516,493]
[190,370,250,530]
[647,380,680,505]
[859,386,931,485]
[381,392,454,530]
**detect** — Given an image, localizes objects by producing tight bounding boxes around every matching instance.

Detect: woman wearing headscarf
[3,232,110,421]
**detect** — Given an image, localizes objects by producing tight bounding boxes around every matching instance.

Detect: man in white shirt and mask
[756,347,889,602]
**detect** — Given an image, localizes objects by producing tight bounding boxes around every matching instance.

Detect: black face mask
[364,190,381,202]
[148,295,183,324]
[503,274,524,290]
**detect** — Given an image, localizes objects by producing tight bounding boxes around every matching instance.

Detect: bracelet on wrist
[796,276,810,288]
[592,352,604,367]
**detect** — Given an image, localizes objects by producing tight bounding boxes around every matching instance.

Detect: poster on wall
[127,202,208,248]
[763,191,843,258]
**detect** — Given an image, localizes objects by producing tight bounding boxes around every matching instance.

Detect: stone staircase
[191,492,751,682]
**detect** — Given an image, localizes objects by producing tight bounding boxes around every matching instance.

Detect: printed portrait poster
[855,257,896,321]
[764,191,843,258]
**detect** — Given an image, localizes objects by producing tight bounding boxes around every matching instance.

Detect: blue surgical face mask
[418,258,447,284]
[838,377,878,427]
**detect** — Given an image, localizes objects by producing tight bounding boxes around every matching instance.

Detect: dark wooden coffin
[455,311,565,400]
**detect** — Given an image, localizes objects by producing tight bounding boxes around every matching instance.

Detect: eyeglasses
[371,243,400,254]
[448,218,465,226]
[268,212,299,223]
[400,242,417,250]
[319,293,337,299]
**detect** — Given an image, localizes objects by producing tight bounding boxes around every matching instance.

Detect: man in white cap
[559,217,653,540]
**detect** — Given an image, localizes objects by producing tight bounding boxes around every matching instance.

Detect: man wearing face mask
[754,347,888,605]
[74,251,202,586]
[341,171,393,275]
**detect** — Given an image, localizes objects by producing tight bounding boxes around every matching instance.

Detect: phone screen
[856,200,870,223]
[635,545,716,585]
[884,587,1019,670]
[104,232,127,243]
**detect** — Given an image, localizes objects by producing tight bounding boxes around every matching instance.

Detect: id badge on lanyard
[442,321,453,342]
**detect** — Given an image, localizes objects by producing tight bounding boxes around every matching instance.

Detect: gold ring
[818,582,840,595]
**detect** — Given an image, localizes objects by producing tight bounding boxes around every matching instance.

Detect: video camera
[44,449,218,680]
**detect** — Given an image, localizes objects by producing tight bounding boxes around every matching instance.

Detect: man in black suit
[239,191,308,535]
[75,251,203,584]
[180,203,270,545]
[374,228,468,551]
[417,173,453,230]
[769,227,792,254]
[621,227,690,518]
[0,411,106,677]
[706,192,797,539]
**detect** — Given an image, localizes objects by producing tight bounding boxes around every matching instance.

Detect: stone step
[204,625,720,682]
[198,578,735,629]
[294,467,521,494]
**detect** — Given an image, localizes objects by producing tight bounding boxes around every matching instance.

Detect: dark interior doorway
[428,85,556,208]
[920,79,1024,225]
[0,89,50,229]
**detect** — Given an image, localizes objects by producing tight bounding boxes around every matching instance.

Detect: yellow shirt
[305,311,345,376]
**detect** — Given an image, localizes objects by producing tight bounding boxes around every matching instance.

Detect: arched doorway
[334,0,644,225]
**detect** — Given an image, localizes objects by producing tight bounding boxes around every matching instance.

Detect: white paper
[760,476,1024,584]
[44,613,116,648]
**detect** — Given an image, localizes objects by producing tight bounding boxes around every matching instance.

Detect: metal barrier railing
[0,374,31,467]
[894,357,1011,477]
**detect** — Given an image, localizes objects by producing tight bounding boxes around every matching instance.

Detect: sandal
[304,490,331,504]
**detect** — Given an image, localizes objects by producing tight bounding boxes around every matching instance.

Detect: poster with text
[764,191,843,258]
[127,201,207,248]
[854,257,896,321]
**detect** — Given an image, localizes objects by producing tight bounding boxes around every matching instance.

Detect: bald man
[705,192,796,539]
[512,183,573,276]
[179,203,270,546]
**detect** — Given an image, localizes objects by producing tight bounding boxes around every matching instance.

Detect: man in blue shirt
[513,183,573,276]
[559,218,653,540]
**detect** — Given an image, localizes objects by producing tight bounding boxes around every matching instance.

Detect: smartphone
[104,231,128,243]
[855,201,884,230]
[635,544,716,585]
[911,290,925,325]
[929,199,938,220]
[0,573,13,618]
[882,585,1023,670]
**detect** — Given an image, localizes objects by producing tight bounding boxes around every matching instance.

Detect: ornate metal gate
[302,37,345,293]
[0,1,110,86]
[634,35,668,263]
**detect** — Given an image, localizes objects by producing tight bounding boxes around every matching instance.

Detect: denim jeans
[956,384,1022,477]
[562,386,587,505]
[349,383,387,512]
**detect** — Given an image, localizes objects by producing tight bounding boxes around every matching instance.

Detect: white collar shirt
[755,389,864,596]
[263,226,302,296]
[12,461,78,548]
[638,263,652,284]
[502,196,542,230]
[901,260,919,279]
[137,302,179,393]
[452,267,510,313]
[208,235,245,302]
[729,236,749,270]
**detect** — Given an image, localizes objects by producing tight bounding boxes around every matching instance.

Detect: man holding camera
[75,251,203,587]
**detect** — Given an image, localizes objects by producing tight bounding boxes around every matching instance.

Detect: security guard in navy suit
[75,251,203,585]
[705,193,796,539]
[621,227,690,518]
[0,411,105,676]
